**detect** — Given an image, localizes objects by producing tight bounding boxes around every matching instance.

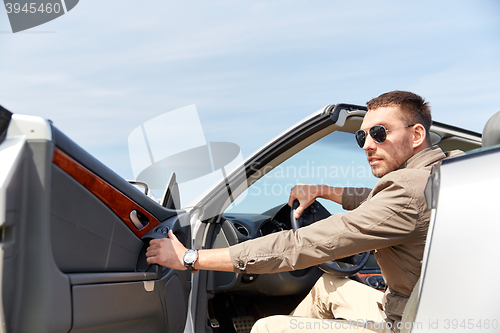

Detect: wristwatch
[183,249,198,273]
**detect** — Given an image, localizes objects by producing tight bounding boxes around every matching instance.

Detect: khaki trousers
[250,274,394,333]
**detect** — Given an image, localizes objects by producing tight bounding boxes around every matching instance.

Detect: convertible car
[0,103,498,333]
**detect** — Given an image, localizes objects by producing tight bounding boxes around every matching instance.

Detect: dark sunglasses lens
[369,125,387,143]
[355,130,366,148]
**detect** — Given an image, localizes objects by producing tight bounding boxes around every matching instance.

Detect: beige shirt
[229,146,449,321]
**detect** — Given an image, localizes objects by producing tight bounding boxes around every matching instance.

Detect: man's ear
[412,124,427,149]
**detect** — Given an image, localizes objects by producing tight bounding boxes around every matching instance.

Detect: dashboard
[223,209,289,240]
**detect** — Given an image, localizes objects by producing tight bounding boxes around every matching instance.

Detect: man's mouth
[368,157,382,166]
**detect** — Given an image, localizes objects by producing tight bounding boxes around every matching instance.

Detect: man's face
[360,106,415,178]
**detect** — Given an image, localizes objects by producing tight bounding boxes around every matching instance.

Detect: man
[146,91,450,332]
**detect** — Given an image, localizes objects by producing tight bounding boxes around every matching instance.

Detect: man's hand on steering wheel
[288,184,323,219]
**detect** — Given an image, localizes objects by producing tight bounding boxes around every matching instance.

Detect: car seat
[482,110,500,147]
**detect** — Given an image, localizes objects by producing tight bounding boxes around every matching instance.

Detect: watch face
[184,250,197,264]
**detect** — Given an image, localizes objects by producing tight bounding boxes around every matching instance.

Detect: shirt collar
[397,146,446,170]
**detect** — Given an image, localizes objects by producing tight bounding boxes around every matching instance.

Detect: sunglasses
[355,124,415,148]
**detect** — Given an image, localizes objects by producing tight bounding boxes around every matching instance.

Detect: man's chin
[371,166,387,178]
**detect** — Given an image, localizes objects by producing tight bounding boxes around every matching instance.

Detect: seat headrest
[482,110,500,147]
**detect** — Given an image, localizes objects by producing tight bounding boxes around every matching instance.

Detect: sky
[1,0,499,181]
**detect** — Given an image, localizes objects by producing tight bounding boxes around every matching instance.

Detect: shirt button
[238,261,245,268]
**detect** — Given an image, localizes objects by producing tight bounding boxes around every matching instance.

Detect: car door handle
[130,210,149,230]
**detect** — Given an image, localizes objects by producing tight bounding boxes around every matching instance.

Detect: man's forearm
[195,248,234,272]
[146,230,235,272]
[317,185,343,205]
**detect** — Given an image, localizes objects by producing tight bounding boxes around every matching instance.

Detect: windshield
[226,131,378,215]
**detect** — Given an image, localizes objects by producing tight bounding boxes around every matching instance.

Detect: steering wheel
[290,200,370,276]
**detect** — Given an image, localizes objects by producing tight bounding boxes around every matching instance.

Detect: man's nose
[363,134,377,151]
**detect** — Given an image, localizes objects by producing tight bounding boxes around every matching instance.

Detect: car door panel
[52,147,162,238]
[50,127,175,223]
[3,140,73,333]
[2,119,191,333]
[70,272,190,333]
[71,281,167,333]
[50,163,144,273]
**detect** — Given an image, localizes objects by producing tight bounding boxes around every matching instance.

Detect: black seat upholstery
[482,110,500,147]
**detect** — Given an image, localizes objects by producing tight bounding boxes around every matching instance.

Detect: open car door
[0,109,192,333]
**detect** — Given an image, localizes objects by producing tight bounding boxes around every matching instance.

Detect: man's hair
[367,91,432,144]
